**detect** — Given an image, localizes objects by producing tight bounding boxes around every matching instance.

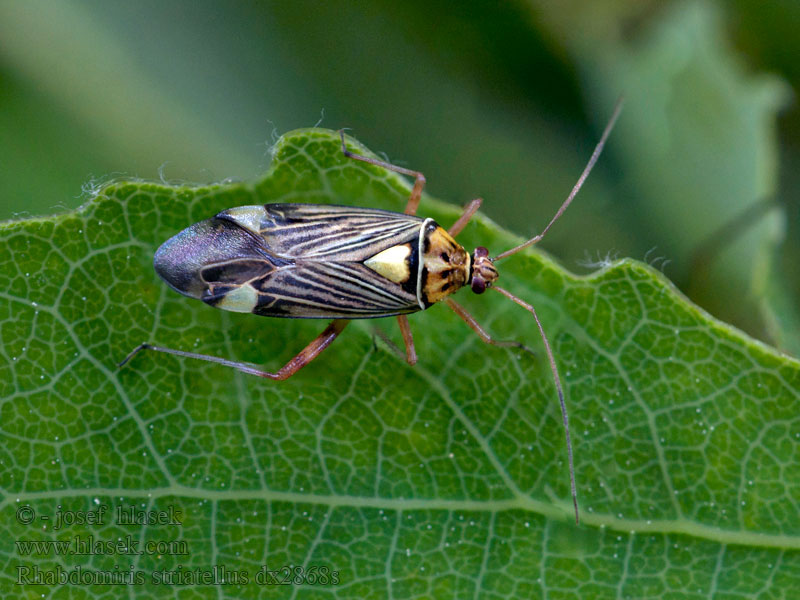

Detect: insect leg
[445,298,534,355]
[339,130,426,215]
[119,320,350,381]
[370,325,403,358]
[491,285,578,524]
[448,198,483,236]
[396,315,418,365]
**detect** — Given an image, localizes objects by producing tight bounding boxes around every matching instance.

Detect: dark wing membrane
[248,260,419,318]
[217,203,424,261]
[154,216,281,301]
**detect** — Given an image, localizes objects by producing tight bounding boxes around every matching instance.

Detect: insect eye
[474,246,489,259]
[471,277,486,294]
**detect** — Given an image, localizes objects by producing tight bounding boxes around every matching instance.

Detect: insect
[120,102,622,523]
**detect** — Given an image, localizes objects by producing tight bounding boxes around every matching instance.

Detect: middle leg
[396,315,418,366]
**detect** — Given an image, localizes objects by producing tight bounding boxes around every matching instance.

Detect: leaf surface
[533,0,793,344]
[1,128,799,598]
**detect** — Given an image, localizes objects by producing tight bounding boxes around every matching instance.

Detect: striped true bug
[120,101,623,523]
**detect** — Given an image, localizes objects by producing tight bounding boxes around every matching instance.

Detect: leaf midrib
[3,258,798,551]
[5,485,799,550]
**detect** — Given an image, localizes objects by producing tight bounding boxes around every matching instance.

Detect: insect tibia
[491,285,579,524]
[118,343,151,368]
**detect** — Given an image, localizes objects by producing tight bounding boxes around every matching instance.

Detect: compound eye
[474,246,489,259]
[471,277,486,295]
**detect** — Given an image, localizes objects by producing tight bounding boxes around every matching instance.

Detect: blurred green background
[1,0,798,354]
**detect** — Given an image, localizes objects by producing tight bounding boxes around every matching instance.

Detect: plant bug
[120,101,623,523]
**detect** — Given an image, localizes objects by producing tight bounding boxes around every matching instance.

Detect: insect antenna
[492,98,624,262]
[487,100,623,524]
[492,285,579,524]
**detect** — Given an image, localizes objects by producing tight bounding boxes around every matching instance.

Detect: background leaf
[533,0,791,353]
[2,129,799,598]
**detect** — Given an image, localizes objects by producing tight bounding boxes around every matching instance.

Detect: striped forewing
[254,204,424,261]
[250,260,419,318]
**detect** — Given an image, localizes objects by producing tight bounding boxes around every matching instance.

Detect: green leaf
[2,128,799,598]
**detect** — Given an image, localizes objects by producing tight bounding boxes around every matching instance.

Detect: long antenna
[493,285,579,524]
[490,99,624,524]
[493,98,624,262]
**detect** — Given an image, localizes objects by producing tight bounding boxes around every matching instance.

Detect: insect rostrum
[121,102,623,524]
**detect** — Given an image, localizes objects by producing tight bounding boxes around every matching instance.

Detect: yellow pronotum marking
[364,244,411,284]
